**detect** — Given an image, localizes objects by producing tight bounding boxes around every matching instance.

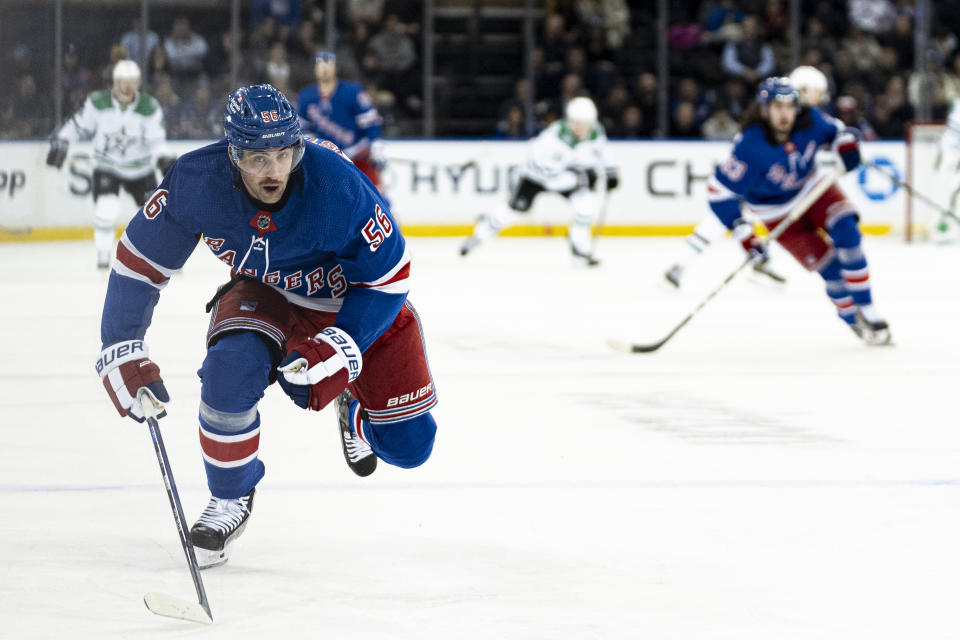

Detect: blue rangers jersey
[100,138,408,353]
[707,106,857,227]
[297,81,382,161]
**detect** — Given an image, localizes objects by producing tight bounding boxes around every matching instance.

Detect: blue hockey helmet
[756,77,799,106]
[224,84,304,174]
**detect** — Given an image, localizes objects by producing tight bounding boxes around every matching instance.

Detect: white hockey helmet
[788,65,828,105]
[565,97,598,124]
[113,60,141,83]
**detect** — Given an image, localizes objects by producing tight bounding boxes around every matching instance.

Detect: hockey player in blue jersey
[297,50,386,194]
[707,76,890,344]
[95,84,438,568]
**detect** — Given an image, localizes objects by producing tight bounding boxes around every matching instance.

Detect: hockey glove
[156,154,177,177]
[96,340,169,422]
[732,218,768,263]
[277,327,362,411]
[46,138,69,169]
[836,131,861,173]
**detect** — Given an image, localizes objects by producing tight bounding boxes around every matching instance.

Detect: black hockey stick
[139,390,213,625]
[865,159,960,224]
[608,171,841,354]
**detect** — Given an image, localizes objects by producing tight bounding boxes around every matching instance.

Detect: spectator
[540,14,569,87]
[671,101,699,138]
[121,17,160,68]
[609,104,647,138]
[572,0,631,50]
[849,0,896,34]
[762,0,788,41]
[879,13,914,69]
[673,77,710,126]
[266,41,292,96]
[843,26,884,73]
[167,78,221,139]
[559,73,584,110]
[632,71,659,129]
[61,43,92,113]
[721,15,774,86]
[151,72,180,111]
[801,16,837,63]
[0,73,48,138]
[347,0,385,26]
[600,82,631,131]
[164,17,209,87]
[872,75,913,138]
[144,43,171,89]
[332,21,369,83]
[701,0,744,45]
[835,96,877,141]
[716,77,749,120]
[250,0,301,36]
[365,14,418,112]
[494,104,527,139]
[702,106,740,140]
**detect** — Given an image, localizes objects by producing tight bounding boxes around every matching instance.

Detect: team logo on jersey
[143,189,168,220]
[249,211,277,238]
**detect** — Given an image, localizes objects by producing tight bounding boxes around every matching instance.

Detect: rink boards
[0,139,907,240]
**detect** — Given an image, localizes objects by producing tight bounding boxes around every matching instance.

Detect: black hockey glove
[46,138,68,169]
[156,154,177,177]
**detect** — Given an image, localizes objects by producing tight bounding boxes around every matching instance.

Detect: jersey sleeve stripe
[706,175,739,202]
[114,244,170,289]
[351,262,410,294]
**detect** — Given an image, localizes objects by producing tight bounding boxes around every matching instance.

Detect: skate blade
[194,542,233,570]
[144,592,212,624]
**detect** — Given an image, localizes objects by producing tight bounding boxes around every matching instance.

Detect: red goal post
[905,121,949,242]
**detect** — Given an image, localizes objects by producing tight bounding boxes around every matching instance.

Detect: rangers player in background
[460,96,612,266]
[663,66,829,288]
[297,50,387,195]
[47,60,174,268]
[708,76,890,344]
[95,84,438,568]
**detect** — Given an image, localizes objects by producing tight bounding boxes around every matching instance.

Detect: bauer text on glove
[277,326,362,411]
[96,340,169,421]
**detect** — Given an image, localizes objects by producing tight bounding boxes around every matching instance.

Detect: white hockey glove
[96,340,169,421]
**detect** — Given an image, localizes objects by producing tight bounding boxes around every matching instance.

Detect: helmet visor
[231,140,305,177]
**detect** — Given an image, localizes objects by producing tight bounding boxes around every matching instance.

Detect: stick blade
[606,337,664,354]
[144,592,213,625]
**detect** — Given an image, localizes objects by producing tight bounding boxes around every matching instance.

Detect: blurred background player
[789,65,829,108]
[46,60,173,269]
[933,95,960,243]
[707,77,890,345]
[662,66,830,289]
[460,96,610,266]
[297,50,386,195]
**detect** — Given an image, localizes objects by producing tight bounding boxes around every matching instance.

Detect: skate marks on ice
[576,392,842,446]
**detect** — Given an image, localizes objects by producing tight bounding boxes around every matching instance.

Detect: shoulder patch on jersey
[134,93,159,117]
[90,90,112,110]
[143,188,169,220]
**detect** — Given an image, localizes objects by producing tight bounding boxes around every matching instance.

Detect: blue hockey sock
[819,257,856,324]
[197,332,271,498]
[352,398,436,469]
[829,215,872,307]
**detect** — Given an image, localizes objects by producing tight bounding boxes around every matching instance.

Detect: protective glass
[231,142,305,177]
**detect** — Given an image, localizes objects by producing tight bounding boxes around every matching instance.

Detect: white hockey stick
[608,170,841,353]
[139,390,213,625]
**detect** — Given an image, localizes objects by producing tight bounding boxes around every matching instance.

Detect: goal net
[905,122,956,242]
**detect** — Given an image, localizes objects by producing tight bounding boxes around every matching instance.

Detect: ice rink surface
[1,234,958,639]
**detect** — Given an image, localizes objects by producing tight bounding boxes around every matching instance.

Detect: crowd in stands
[3,0,960,142]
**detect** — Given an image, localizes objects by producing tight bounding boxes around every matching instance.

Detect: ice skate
[850,307,892,346]
[459,235,481,257]
[97,250,111,270]
[336,389,377,477]
[571,245,601,267]
[190,487,255,569]
[751,255,786,284]
[664,264,683,288]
